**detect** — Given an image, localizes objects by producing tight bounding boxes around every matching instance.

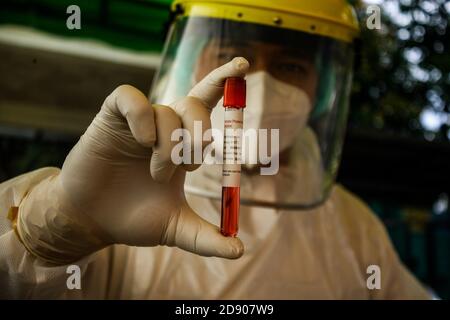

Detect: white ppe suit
[0,58,430,299]
[0,167,430,299]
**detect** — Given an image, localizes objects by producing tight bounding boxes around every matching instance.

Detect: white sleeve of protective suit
[335,186,431,299]
[0,168,108,299]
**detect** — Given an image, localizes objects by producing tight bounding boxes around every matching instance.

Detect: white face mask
[211,71,312,165]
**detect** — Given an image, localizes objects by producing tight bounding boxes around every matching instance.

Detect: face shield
[151,3,358,209]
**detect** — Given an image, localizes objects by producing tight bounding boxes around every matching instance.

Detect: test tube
[221,77,246,237]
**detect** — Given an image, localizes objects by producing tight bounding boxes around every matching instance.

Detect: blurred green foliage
[351,0,450,142]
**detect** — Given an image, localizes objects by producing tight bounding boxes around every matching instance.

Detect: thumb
[163,204,244,259]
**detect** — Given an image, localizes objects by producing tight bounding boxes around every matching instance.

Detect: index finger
[187,57,249,110]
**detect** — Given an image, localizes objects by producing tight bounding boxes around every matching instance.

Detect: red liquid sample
[220,77,245,237]
[221,186,240,237]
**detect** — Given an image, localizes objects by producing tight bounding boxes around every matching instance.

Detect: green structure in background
[0,0,171,52]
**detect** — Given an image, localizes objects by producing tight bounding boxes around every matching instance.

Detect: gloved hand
[15,57,249,265]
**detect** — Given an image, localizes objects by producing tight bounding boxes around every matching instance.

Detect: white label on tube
[222,108,243,187]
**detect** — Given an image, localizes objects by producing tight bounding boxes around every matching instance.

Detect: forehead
[184,17,322,61]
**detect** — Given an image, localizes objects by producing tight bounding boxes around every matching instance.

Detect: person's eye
[277,62,308,75]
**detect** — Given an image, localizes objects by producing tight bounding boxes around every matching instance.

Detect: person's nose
[247,56,283,84]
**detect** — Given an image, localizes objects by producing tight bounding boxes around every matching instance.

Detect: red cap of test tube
[223,77,246,108]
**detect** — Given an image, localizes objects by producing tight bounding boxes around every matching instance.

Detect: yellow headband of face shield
[172,0,360,43]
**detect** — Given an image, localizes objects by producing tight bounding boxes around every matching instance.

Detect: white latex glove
[15,57,249,265]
